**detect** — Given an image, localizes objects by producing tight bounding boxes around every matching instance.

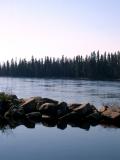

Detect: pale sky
[0,0,120,62]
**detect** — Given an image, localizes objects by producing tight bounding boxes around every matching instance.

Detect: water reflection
[1,116,120,135]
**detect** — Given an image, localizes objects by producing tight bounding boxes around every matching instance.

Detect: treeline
[0,51,120,79]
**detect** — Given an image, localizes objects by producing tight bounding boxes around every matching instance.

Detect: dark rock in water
[20,97,41,113]
[39,103,58,116]
[0,100,10,115]
[59,111,80,122]
[39,101,68,117]
[59,103,97,121]
[68,120,90,131]
[23,120,35,128]
[4,106,25,120]
[57,102,68,116]
[41,115,57,127]
[72,103,97,117]
[1,92,120,130]
[36,98,58,110]
[42,98,58,104]
[26,112,41,122]
[57,120,67,130]
[68,103,82,112]
[85,111,102,122]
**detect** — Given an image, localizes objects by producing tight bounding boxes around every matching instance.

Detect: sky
[0,0,120,62]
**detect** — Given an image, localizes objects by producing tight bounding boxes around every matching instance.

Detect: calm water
[0,77,120,160]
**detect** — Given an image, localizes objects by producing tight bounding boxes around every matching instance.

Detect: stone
[39,103,58,116]
[68,103,82,111]
[57,120,67,130]
[39,101,68,117]
[101,108,120,121]
[36,98,58,110]
[20,97,40,113]
[42,98,58,104]
[26,112,41,122]
[59,112,78,121]
[99,106,109,113]
[57,102,68,116]
[72,103,97,117]
[4,106,25,120]
[41,114,57,127]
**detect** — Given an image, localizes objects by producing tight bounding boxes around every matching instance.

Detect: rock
[39,103,58,116]
[26,112,41,122]
[109,106,120,113]
[57,102,68,116]
[68,120,90,131]
[0,100,11,115]
[72,103,97,117]
[42,98,58,104]
[57,120,67,130]
[59,112,79,121]
[39,102,68,117]
[41,115,57,127]
[68,103,82,112]
[20,97,42,113]
[23,120,35,128]
[4,106,25,120]
[85,111,102,126]
[99,106,109,113]
[36,98,58,110]
[101,108,120,121]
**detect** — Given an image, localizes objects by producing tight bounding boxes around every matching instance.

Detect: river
[0,77,120,160]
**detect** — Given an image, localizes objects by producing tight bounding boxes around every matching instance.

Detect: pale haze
[0,0,120,62]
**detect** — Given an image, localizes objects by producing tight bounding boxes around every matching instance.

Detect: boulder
[41,98,58,104]
[39,101,68,117]
[57,102,68,116]
[26,112,41,122]
[59,112,79,121]
[72,103,97,117]
[39,103,58,116]
[0,100,11,116]
[99,106,109,113]
[20,97,42,113]
[36,98,58,110]
[68,103,82,112]
[4,106,25,120]
[57,120,67,130]
[85,111,102,126]
[41,115,57,127]
[101,107,120,121]
[68,121,90,131]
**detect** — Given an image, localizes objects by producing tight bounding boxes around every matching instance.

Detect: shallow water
[0,77,120,160]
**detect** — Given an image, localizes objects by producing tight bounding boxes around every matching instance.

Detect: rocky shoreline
[0,92,120,131]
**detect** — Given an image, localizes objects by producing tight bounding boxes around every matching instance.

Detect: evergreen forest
[0,51,120,80]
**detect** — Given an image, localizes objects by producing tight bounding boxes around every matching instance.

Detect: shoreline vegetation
[0,92,120,132]
[0,51,120,80]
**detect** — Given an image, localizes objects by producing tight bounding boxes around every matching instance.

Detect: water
[0,77,120,107]
[0,77,120,160]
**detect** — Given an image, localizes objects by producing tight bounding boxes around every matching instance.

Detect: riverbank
[0,92,120,131]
